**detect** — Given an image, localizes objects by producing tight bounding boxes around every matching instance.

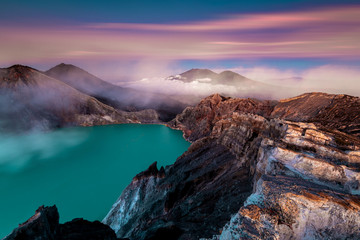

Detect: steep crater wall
[104,93,360,240]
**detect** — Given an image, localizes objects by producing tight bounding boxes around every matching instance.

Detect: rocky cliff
[104,92,360,239]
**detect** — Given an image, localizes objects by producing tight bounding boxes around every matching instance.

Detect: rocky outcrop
[208,119,360,239]
[168,93,276,141]
[103,139,252,240]
[104,93,360,239]
[3,205,123,240]
[171,92,360,139]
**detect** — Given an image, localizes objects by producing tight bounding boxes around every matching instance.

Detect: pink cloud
[0,5,359,64]
[87,6,359,32]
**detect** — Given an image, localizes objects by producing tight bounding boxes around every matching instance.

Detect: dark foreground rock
[3,205,126,240]
[104,93,360,240]
[103,140,252,239]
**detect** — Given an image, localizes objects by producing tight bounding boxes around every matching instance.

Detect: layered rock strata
[104,93,360,239]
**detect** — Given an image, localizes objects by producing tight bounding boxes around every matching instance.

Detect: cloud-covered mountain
[46,63,188,121]
[0,65,154,132]
[172,68,254,85]
[126,68,300,101]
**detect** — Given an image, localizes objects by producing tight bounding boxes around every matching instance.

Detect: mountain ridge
[0,64,160,131]
[45,63,122,96]
[46,63,188,121]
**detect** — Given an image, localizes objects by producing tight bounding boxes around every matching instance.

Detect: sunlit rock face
[217,175,360,240]
[213,120,360,240]
[104,93,360,240]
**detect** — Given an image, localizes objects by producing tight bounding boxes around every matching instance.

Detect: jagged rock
[103,137,252,240]
[3,206,59,240]
[105,92,360,240]
[3,205,121,240]
[171,92,360,141]
[168,93,276,141]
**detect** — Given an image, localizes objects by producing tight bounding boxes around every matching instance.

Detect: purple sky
[0,0,359,88]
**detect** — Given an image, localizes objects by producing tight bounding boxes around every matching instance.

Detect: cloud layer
[216,64,360,97]
[122,64,360,100]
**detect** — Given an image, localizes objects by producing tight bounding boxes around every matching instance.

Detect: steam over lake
[0,124,190,238]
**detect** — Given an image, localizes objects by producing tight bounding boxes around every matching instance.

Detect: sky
[0,0,360,95]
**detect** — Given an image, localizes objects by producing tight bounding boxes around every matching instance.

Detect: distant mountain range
[0,65,141,132]
[0,63,355,134]
[45,63,187,121]
[1,63,283,132]
[0,64,192,132]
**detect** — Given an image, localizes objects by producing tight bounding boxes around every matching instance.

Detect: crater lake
[0,124,190,238]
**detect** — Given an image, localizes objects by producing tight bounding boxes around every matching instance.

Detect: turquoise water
[0,124,190,238]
